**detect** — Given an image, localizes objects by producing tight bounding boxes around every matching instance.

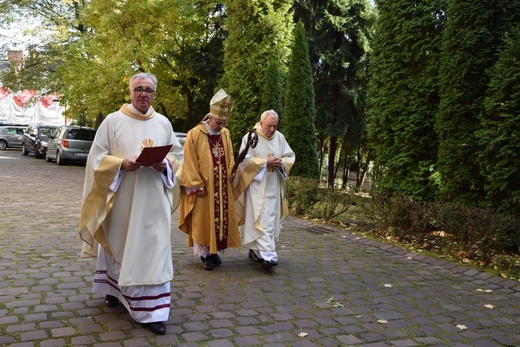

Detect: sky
[0,23,41,54]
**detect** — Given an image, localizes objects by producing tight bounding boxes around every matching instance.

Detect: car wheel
[0,140,7,150]
[22,144,28,155]
[34,146,42,159]
[56,151,65,165]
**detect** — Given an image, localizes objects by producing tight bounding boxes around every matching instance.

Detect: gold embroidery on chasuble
[208,134,229,247]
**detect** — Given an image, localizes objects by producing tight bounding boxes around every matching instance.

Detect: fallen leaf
[377,320,388,324]
[456,324,467,330]
[327,297,344,308]
[501,273,508,279]
[484,304,495,309]
[298,332,308,337]
[384,284,394,288]
[407,257,412,260]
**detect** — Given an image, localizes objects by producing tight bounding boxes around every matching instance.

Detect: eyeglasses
[132,87,156,95]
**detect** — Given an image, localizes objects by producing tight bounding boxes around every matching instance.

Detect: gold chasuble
[179,122,241,253]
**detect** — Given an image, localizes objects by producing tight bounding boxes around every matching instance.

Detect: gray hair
[260,109,279,122]
[129,73,158,91]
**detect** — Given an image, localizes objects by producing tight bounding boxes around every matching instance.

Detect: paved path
[0,149,519,347]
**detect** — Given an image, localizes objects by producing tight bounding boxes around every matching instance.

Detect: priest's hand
[267,155,282,171]
[151,158,168,172]
[122,158,142,171]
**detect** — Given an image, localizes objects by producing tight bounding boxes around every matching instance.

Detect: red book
[136,144,173,166]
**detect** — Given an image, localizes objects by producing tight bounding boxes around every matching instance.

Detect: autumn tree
[0,0,227,130]
[0,0,87,95]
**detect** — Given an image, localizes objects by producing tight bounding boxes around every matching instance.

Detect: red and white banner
[13,89,37,107]
[40,94,59,108]
[0,87,10,100]
[0,86,66,125]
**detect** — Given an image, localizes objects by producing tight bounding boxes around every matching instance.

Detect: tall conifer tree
[478,27,520,215]
[260,59,284,129]
[366,0,446,200]
[294,0,373,188]
[436,0,520,204]
[222,0,293,152]
[283,22,320,178]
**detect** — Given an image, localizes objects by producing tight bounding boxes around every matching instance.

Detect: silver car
[46,125,96,165]
[0,125,26,150]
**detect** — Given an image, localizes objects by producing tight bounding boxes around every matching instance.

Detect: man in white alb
[79,72,183,335]
[233,110,295,270]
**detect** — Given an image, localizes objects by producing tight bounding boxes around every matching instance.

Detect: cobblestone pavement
[1,149,519,347]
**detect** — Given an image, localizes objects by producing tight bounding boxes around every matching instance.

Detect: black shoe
[248,249,262,262]
[210,253,221,266]
[262,260,278,270]
[201,256,214,271]
[143,321,166,335]
[105,295,119,307]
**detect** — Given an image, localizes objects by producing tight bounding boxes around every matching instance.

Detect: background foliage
[1,1,519,260]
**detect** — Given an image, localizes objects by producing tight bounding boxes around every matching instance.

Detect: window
[68,129,96,141]
[3,128,17,135]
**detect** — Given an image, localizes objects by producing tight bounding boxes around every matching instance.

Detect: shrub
[319,187,355,222]
[363,194,520,266]
[433,204,520,265]
[286,176,321,216]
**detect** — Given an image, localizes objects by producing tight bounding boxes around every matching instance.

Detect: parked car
[0,125,26,150]
[46,125,96,165]
[22,124,58,158]
[175,132,187,146]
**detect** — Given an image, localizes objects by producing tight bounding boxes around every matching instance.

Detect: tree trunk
[327,136,338,188]
[356,149,371,191]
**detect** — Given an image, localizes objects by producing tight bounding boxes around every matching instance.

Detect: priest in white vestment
[233,110,295,270]
[79,73,183,335]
